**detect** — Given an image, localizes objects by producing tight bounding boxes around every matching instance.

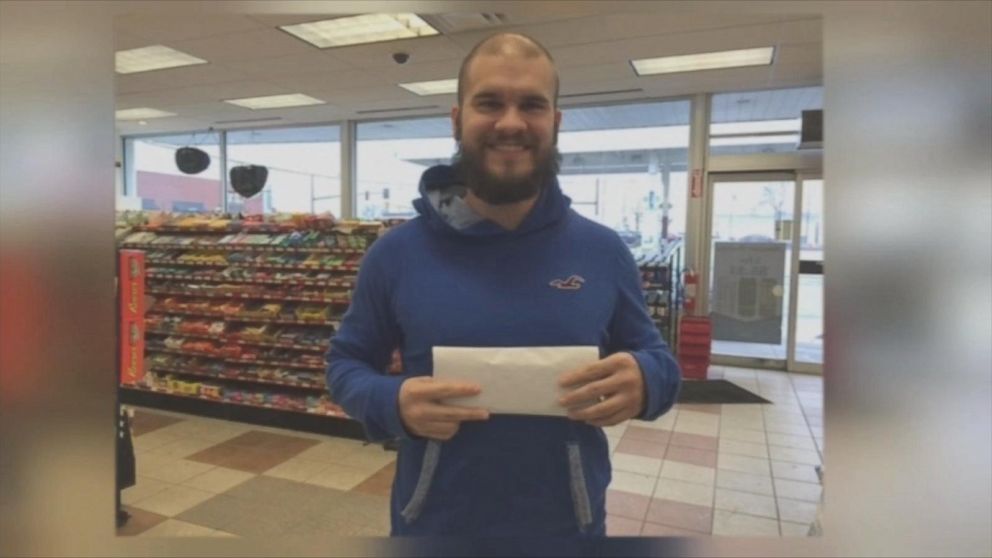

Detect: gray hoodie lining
[426,184,484,230]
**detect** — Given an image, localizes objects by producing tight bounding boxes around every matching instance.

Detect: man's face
[452,52,562,205]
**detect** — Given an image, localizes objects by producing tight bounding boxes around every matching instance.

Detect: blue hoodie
[326,165,681,537]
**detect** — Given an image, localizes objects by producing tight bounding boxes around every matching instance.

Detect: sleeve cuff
[365,374,415,442]
[626,349,679,421]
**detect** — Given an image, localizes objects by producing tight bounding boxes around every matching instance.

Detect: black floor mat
[677,379,771,404]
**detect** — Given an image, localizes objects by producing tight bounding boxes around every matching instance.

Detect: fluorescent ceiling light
[115,45,207,74]
[115,108,176,120]
[710,118,802,136]
[399,78,457,96]
[280,14,439,48]
[631,47,775,76]
[224,94,325,110]
[710,134,799,147]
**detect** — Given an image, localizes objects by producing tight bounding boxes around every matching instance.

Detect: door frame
[701,171,796,371]
[702,169,823,374]
[787,172,823,374]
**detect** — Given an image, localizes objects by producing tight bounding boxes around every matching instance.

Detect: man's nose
[494,107,526,133]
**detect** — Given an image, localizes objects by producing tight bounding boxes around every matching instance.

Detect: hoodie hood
[412,164,571,238]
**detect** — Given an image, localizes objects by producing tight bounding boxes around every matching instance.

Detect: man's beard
[451,138,561,206]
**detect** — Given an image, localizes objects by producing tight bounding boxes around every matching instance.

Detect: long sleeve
[606,241,682,421]
[325,240,409,441]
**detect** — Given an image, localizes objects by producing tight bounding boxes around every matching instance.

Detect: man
[327,32,681,537]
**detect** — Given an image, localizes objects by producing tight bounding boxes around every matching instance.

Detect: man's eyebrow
[471,91,502,101]
[470,91,551,104]
[521,94,550,105]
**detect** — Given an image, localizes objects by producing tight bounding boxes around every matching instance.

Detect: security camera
[392,52,410,64]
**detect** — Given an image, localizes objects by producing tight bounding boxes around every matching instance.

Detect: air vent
[356,105,439,115]
[798,109,823,149]
[560,88,644,99]
[422,13,507,34]
[214,116,283,125]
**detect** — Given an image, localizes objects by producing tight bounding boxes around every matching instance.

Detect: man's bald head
[456,32,560,108]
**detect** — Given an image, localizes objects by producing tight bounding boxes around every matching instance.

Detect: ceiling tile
[271,105,347,125]
[244,14,339,28]
[148,101,253,118]
[115,14,267,43]
[215,50,352,78]
[325,35,466,70]
[116,116,213,136]
[518,11,790,48]
[271,68,393,94]
[116,63,251,94]
[559,63,638,90]
[319,85,436,108]
[119,80,296,109]
[348,97,446,116]
[171,27,318,63]
[115,31,149,50]
[373,59,462,84]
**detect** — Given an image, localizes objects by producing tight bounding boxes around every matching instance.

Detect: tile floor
[118,365,823,538]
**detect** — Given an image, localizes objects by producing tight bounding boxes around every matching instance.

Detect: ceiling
[115,7,822,137]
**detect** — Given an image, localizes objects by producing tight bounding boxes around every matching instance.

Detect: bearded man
[327,32,681,537]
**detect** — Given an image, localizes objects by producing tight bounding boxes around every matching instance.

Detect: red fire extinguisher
[683,268,699,315]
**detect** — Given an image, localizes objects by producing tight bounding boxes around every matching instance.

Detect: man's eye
[477,100,500,109]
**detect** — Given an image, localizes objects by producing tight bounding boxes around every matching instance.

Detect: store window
[122,131,222,212]
[356,116,455,220]
[225,126,341,216]
[709,86,823,156]
[558,100,691,258]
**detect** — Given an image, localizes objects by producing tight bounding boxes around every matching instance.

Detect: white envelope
[432,345,600,416]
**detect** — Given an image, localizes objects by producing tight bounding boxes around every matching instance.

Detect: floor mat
[677,379,771,404]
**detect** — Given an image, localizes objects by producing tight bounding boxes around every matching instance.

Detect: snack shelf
[147,307,341,327]
[118,214,387,437]
[123,242,365,255]
[146,271,354,288]
[133,223,381,235]
[146,287,350,305]
[149,366,325,391]
[143,259,361,272]
[145,328,330,353]
[146,347,325,371]
[637,238,683,348]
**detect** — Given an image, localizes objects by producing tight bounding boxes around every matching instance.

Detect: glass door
[703,172,824,373]
[704,173,796,368]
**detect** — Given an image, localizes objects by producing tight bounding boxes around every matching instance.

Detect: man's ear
[451,105,461,142]
[553,109,562,145]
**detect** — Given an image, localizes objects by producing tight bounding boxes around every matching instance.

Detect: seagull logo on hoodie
[549,275,585,290]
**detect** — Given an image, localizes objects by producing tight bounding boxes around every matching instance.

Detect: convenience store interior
[113,7,826,538]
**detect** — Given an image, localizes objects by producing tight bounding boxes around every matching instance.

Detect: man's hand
[398,377,491,441]
[558,352,646,427]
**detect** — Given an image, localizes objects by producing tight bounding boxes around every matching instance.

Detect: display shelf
[147,307,342,327]
[146,271,354,288]
[132,221,382,235]
[146,347,325,371]
[146,287,349,304]
[142,259,361,272]
[637,238,683,348]
[123,242,365,255]
[145,328,329,353]
[149,366,325,391]
[118,385,366,439]
[118,214,386,437]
